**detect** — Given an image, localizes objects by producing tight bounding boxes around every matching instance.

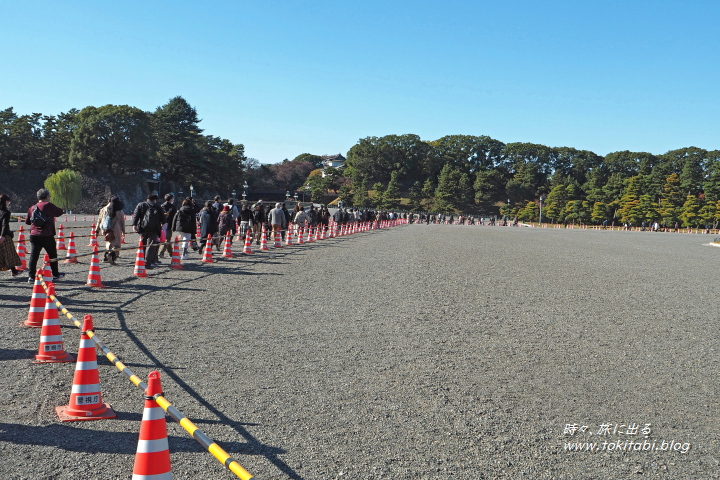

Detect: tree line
[0,97,246,192]
[338,134,720,227]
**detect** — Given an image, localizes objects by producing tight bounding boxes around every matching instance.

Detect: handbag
[103,230,115,242]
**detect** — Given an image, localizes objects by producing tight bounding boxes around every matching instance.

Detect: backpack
[31,205,49,228]
[99,211,112,230]
[139,202,162,232]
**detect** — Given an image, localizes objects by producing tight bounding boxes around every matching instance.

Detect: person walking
[269,203,286,239]
[25,188,64,283]
[251,201,266,245]
[0,194,23,278]
[198,200,219,253]
[172,198,196,259]
[293,204,308,230]
[158,193,177,259]
[96,196,125,265]
[132,194,164,268]
[217,205,235,245]
[238,203,252,238]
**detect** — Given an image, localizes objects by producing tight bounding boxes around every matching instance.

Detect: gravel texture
[1,222,719,479]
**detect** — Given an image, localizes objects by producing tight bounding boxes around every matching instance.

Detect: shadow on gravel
[0,422,275,455]
[0,348,36,361]
[0,293,27,303]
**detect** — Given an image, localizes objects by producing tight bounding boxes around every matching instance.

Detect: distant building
[321,154,345,177]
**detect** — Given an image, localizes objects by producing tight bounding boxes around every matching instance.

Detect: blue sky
[4,0,719,163]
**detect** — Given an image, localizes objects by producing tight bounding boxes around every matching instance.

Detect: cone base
[22,320,44,328]
[170,265,184,270]
[64,258,78,264]
[222,254,233,258]
[56,403,116,422]
[134,272,148,277]
[86,282,106,288]
[202,259,215,263]
[33,352,75,363]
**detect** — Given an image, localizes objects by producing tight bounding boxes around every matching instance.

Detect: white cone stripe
[132,471,173,480]
[41,319,60,326]
[74,360,98,371]
[79,338,95,349]
[142,406,166,421]
[40,335,63,342]
[29,307,45,312]
[71,383,101,394]
[31,293,45,298]
[135,437,169,453]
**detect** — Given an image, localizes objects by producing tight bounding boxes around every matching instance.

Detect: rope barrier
[36,271,254,480]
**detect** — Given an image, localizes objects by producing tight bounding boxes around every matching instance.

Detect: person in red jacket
[25,188,64,283]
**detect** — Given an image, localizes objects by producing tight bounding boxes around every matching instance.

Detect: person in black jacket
[251,202,266,245]
[172,198,196,259]
[158,193,177,259]
[0,194,22,278]
[198,200,218,253]
[132,194,163,268]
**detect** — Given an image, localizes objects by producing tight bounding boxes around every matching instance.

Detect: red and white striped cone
[73,215,77,221]
[320,225,326,240]
[121,232,126,244]
[42,254,53,283]
[297,226,304,244]
[16,240,27,271]
[34,283,75,364]
[64,232,78,264]
[56,224,66,251]
[83,215,87,221]
[86,245,105,288]
[87,223,98,247]
[234,220,243,242]
[286,225,293,246]
[328,223,335,238]
[222,234,233,258]
[134,240,148,278]
[242,229,253,254]
[274,230,282,248]
[16,225,26,246]
[202,234,214,263]
[196,222,201,239]
[260,227,269,251]
[56,314,116,421]
[24,269,46,328]
[170,237,183,269]
[308,225,314,242]
[132,371,172,480]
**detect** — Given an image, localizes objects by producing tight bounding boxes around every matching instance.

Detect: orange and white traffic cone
[56,314,116,421]
[170,237,183,269]
[308,225,314,242]
[202,235,214,263]
[222,234,233,258]
[87,224,98,247]
[24,269,46,328]
[286,225,293,246]
[196,222,201,239]
[132,371,172,479]
[297,226,304,244]
[134,240,148,277]
[64,232,78,263]
[234,221,243,242]
[86,245,105,288]
[56,224,66,251]
[73,214,77,221]
[34,283,75,364]
[242,229,253,254]
[260,227,269,251]
[274,230,282,248]
[42,254,53,283]
[16,240,27,271]
[121,232,126,244]
[320,225,326,240]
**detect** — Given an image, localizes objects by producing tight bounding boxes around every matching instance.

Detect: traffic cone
[34,283,75,363]
[320,225,326,240]
[196,222,201,239]
[222,234,233,258]
[73,215,77,221]
[56,224,66,250]
[274,230,282,248]
[132,371,172,479]
[42,254,53,283]
[121,232,126,244]
[56,314,116,421]
[86,245,105,288]
[297,226,304,244]
[87,223,98,247]
[16,240,27,271]
[234,220,243,242]
[308,225,314,242]
[170,237,183,269]
[134,240,148,277]
[65,232,78,263]
[242,229,253,254]
[24,269,46,328]
[83,215,87,221]
[260,227,269,251]
[202,235,214,263]
[286,225,293,246]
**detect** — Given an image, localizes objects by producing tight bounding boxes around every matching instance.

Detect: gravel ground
[1,222,719,479]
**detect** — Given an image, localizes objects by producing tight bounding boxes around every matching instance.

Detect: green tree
[152,96,203,184]
[658,173,682,227]
[434,164,472,212]
[372,182,385,208]
[382,171,401,210]
[44,169,82,211]
[517,201,538,221]
[679,195,701,228]
[591,201,608,224]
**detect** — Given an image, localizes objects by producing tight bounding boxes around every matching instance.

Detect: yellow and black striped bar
[37,271,253,479]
